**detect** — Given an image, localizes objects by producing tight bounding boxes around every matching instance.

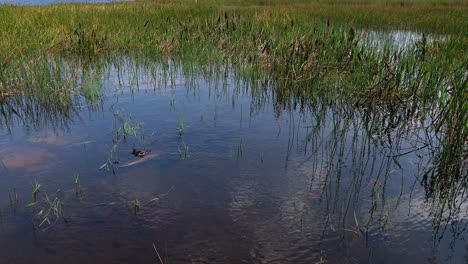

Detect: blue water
[0,61,465,263]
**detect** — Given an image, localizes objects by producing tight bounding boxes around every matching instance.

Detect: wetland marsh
[0,1,466,263]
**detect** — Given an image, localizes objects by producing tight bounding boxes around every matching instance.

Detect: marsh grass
[0,3,465,131]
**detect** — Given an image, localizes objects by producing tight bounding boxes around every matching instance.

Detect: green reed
[31,180,41,202]
[74,173,82,196]
[0,3,465,120]
[177,116,185,136]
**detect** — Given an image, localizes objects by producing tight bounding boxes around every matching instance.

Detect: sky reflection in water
[0,57,465,263]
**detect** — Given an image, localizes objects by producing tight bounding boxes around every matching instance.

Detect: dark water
[0,62,466,264]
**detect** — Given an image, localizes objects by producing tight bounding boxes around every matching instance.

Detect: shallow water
[0,61,466,264]
[358,29,445,52]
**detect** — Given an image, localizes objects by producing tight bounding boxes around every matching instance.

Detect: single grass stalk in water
[73,173,82,196]
[31,180,41,202]
[131,199,141,215]
[150,186,174,203]
[8,188,19,206]
[177,116,185,136]
[178,141,189,160]
[153,243,166,264]
[169,98,176,109]
[237,137,243,158]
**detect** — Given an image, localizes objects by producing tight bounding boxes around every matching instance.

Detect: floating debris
[117,153,160,168]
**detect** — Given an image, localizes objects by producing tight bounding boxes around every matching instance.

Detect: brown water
[0,63,466,264]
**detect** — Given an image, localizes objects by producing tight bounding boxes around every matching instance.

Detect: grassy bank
[170,0,468,35]
[0,1,465,104]
[0,0,467,58]
[0,1,465,124]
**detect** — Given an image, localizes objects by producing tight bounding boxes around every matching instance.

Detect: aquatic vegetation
[100,107,146,171]
[237,138,243,158]
[129,187,174,214]
[0,2,465,149]
[73,173,82,196]
[169,98,176,109]
[31,180,41,202]
[82,72,104,105]
[153,243,166,264]
[99,143,119,172]
[178,141,189,160]
[123,117,143,139]
[177,116,185,136]
[26,190,66,231]
[131,198,141,215]
[150,186,174,203]
[8,188,18,206]
[36,194,64,230]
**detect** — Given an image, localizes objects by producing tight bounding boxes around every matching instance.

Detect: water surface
[0,58,466,264]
